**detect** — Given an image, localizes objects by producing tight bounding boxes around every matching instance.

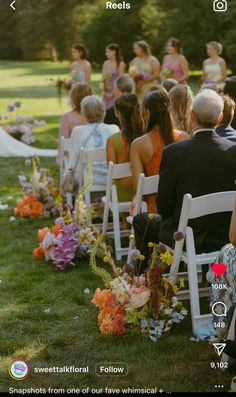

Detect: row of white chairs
[60,137,236,355]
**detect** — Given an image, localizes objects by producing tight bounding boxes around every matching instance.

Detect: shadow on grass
[0,86,58,100]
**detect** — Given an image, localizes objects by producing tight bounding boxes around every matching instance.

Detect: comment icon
[212,301,227,317]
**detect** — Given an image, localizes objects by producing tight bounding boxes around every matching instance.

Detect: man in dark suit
[104,76,134,126]
[133,89,236,266]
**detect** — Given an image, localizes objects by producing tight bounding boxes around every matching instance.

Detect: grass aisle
[0,61,232,392]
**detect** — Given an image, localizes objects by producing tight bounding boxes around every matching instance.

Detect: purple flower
[47,177,54,184]
[55,217,64,225]
[14,101,22,108]
[53,223,79,270]
[173,231,184,241]
[77,244,91,256]
[157,243,167,253]
[7,104,15,113]
[123,263,134,273]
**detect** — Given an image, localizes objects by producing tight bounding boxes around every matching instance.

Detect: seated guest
[57,83,93,164]
[106,93,144,201]
[133,89,236,268]
[216,95,236,142]
[206,198,236,341]
[161,78,178,92]
[224,76,236,130]
[130,88,188,214]
[65,96,113,190]
[104,76,134,126]
[229,197,236,245]
[169,84,193,135]
[59,82,93,139]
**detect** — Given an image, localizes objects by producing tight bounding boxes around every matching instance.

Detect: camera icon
[213,0,228,12]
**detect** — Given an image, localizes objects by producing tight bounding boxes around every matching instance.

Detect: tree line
[0,0,235,71]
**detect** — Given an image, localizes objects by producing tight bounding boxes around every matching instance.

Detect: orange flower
[92,289,116,308]
[38,227,50,242]
[99,305,126,335]
[52,224,63,236]
[33,246,45,260]
[30,202,44,218]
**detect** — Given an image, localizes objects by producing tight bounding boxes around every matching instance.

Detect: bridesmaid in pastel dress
[202,41,227,88]
[129,40,160,100]
[71,43,92,86]
[102,44,126,109]
[161,38,189,84]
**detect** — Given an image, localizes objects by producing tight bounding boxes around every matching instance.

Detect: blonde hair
[134,40,151,56]
[207,41,223,55]
[169,85,193,134]
[70,83,93,112]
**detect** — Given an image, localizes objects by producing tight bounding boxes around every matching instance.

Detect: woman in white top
[67,96,118,187]
[202,41,227,88]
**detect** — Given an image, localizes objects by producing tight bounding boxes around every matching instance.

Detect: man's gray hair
[193,89,224,128]
[115,76,134,93]
[81,95,106,123]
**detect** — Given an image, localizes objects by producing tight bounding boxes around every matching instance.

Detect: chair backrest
[59,136,71,187]
[133,173,159,216]
[79,146,107,188]
[104,161,132,202]
[170,191,236,283]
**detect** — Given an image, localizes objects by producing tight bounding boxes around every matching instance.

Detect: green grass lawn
[0,61,233,393]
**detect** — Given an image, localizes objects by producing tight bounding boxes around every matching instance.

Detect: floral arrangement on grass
[33,158,103,270]
[91,233,187,340]
[14,158,60,218]
[0,102,47,144]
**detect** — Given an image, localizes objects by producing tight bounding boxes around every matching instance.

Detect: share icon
[213,343,226,356]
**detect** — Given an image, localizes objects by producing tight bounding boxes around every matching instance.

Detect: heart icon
[211,263,227,277]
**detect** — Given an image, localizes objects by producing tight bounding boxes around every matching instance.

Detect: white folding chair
[102,162,132,260]
[126,173,159,262]
[79,147,107,223]
[168,191,236,335]
[59,136,72,205]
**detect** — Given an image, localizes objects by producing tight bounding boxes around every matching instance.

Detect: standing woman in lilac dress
[102,44,126,109]
[71,43,92,86]
[161,38,189,84]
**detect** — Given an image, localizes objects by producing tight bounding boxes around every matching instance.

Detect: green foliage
[0,0,236,69]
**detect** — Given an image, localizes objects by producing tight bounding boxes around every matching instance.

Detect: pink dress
[59,111,84,139]
[57,111,84,164]
[163,61,186,84]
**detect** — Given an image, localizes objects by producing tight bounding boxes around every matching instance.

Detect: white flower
[9,216,16,222]
[0,204,8,210]
[110,277,129,304]
[83,288,90,295]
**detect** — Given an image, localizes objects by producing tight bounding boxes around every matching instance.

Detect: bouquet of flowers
[33,194,101,271]
[129,66,150,84]
[91,233,187,340]
[33,158,103,270]
[49,78,72,103]
[0,102,47,145]
[14,158,61,218]
[160,68,176,80]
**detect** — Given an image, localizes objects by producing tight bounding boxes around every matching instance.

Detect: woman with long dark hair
[161,37,189,84]
[102,43,126,109]
[130,88,188,213]
[106,93,144,201]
